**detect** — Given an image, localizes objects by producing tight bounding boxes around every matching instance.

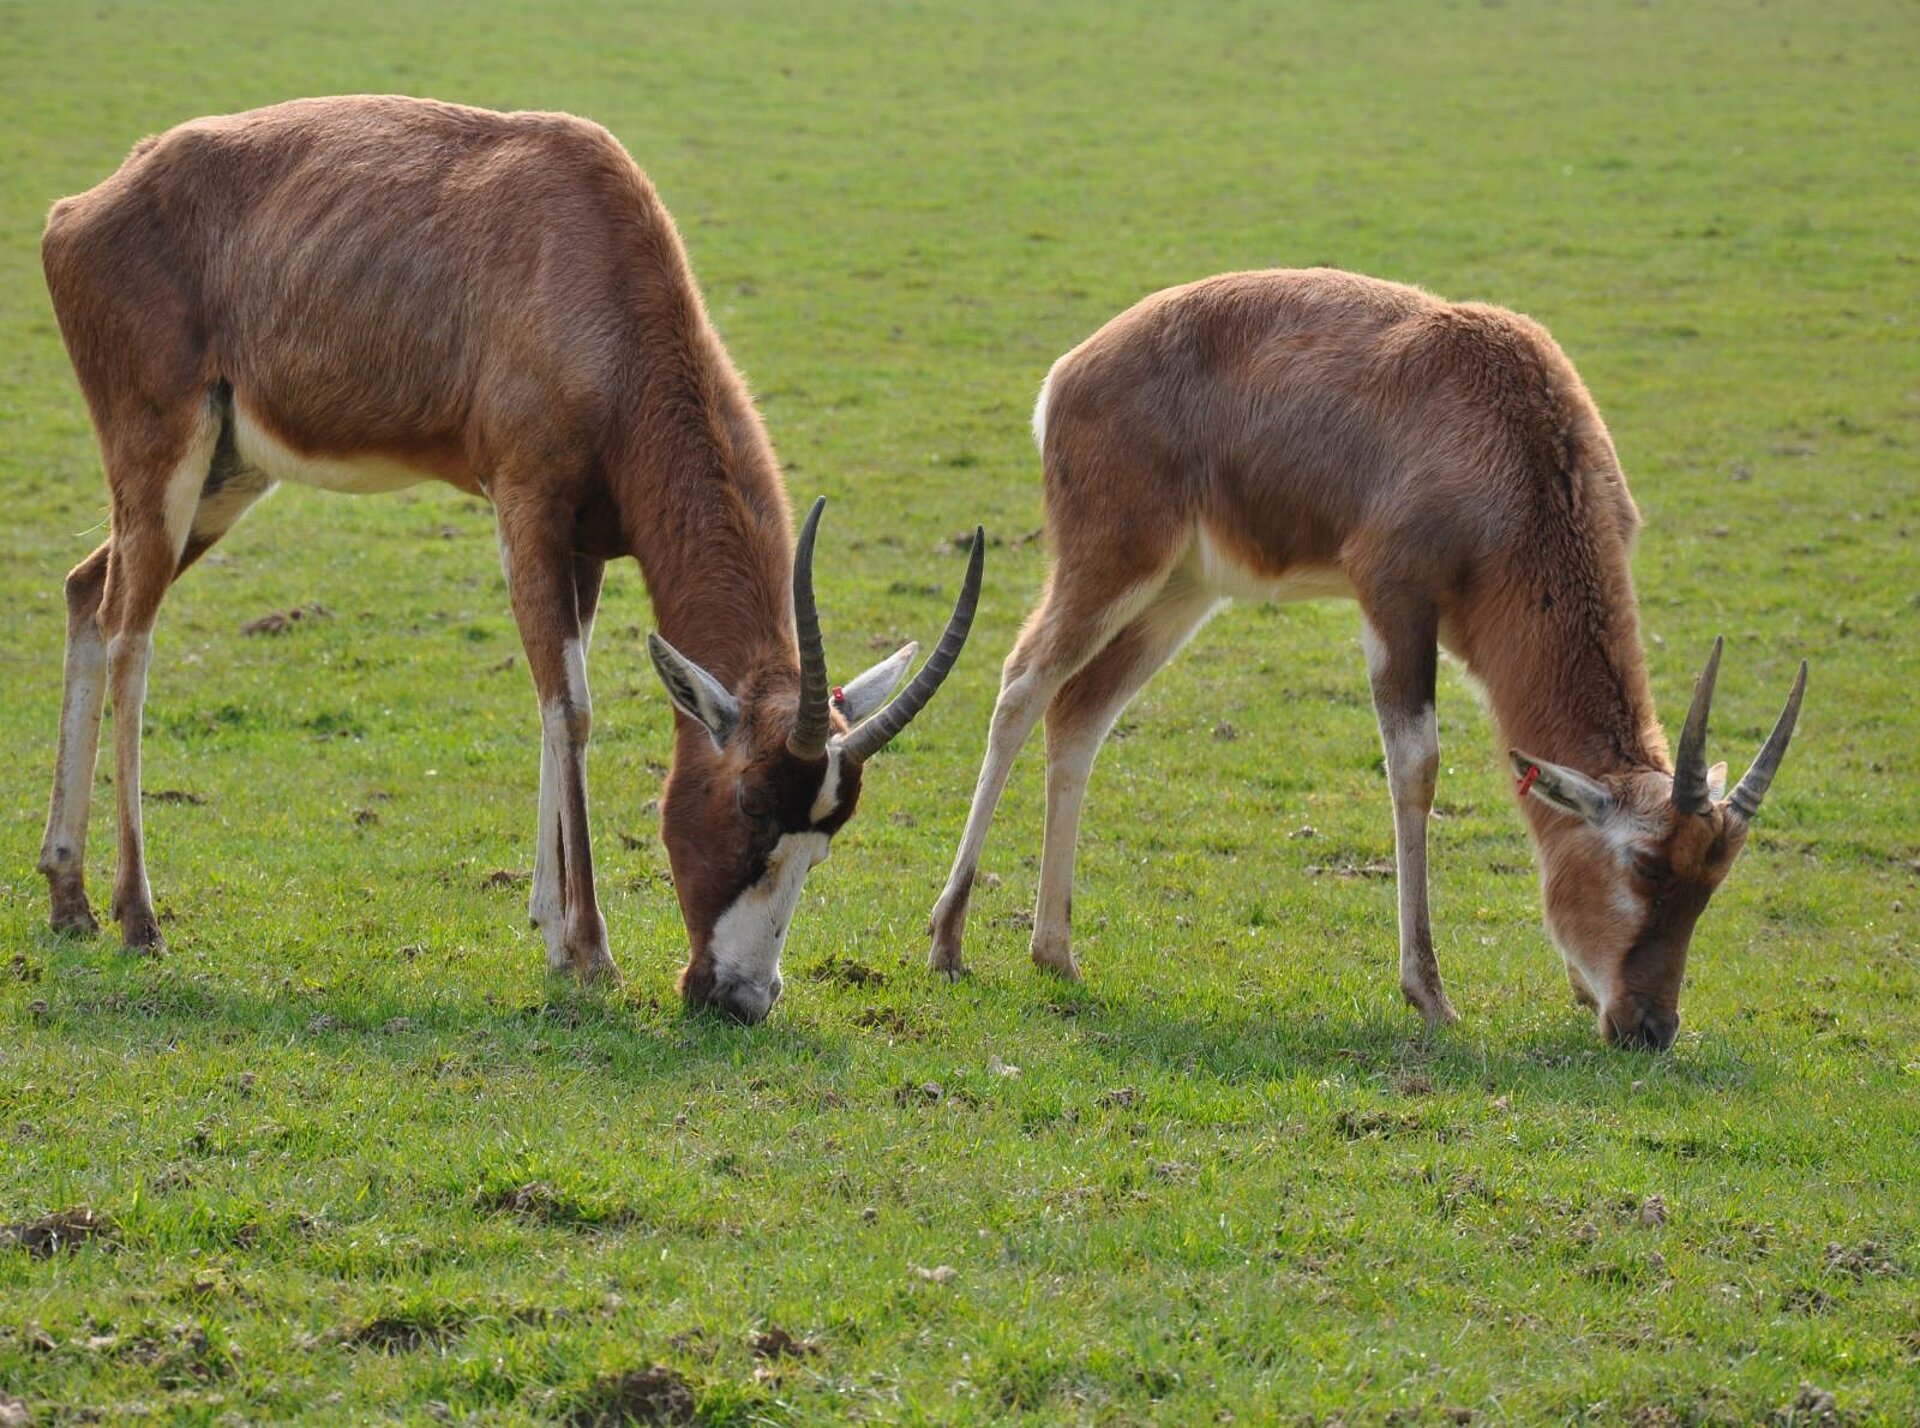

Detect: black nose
[710,975,782,1027]
[1604,1003,1679,1052]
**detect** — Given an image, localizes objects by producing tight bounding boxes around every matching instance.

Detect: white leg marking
[1362,616,1455,1023]
[531,637,593,968]
[530,721,567,968]
[109,628,157,920]
[932,666,1050,925]
[42,616,108,880]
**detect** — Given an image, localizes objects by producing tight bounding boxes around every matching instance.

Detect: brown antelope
[929,269,1805,1049]
[36,96,983,1025]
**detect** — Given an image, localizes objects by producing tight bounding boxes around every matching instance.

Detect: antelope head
[647,499,984,1024]
[1511,639,1807,1050]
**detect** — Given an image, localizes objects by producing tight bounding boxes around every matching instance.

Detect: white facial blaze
[809,746,844,824]
[1542,821,1650,1013]
[708,832,830,996]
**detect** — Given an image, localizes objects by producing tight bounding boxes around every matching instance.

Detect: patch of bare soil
[240,602,330,635]
[853,1006,915,1037]
[1823,1240,1900,1279]
[473,1181,633,1230]
[806,955,888,988]
[338,1312,467,1353]
[1,1208,115,1258]
[565,1365,697,1426]
[749,1325,818,1360]
[1305,858,1396,879]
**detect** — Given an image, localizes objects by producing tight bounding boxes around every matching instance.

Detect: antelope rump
[36,96,983,1024]
[930,269,1806,1049]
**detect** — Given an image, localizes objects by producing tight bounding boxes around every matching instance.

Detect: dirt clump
[566,1365,697,1426]
[1,1208,115,1258]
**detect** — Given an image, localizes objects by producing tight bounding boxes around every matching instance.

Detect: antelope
[929,269,1805,1049]
[36,96,984,1025]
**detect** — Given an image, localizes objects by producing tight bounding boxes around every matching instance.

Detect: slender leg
[498,504,615,982]
[98,401,228,951]
[928,566,1173,978]
[1030,571,1219,977]
[1029,575,1221,975]
[1360,604,1458,1027]
[39,543,112,934]
[526,555,605,972]
[44,402,271,946]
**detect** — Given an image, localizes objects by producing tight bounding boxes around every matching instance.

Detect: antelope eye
[737,785,775,823]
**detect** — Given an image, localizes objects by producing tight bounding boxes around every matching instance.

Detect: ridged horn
[1671,636,1723,813]
[838,527,986,763]
[1728,660,1808,821]
[787,496,832,759]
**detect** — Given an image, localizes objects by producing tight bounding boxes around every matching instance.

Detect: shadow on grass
[979,973,1773,1109]
[18,918,1767,1111]
[19,921,853,1089]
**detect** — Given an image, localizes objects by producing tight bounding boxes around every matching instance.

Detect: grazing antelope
[36,96,983,1024]
[929,269,1805,1049]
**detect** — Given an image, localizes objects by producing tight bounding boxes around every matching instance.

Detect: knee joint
[554,699,592,746]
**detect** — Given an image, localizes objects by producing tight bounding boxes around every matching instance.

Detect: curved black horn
[1671,636,1723,813]
[787,496,833,759]
[1728,660,1808,821]
[839,527,985,764]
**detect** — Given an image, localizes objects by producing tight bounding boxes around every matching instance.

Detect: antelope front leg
[1362,609,1459,1028]
[499,516,615,983]
[522,556,605,974]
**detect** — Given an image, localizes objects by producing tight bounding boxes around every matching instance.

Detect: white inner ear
[1515,751,1612,825]
[1707,761,1728,802]
[647,634,739,746]
[708,832,830,992]
[837,642,918,724]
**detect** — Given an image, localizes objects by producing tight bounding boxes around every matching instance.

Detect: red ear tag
[830,685,846,708]
[1516,764,1542,799]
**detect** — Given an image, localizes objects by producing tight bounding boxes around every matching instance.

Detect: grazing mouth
[1601,1006,1679,1052]
[694,975,783,1027]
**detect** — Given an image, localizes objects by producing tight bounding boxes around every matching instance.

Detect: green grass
[3,0,1917,1421]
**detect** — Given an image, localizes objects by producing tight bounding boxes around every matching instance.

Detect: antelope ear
[647,633,740,749]
[834,642,919,724]
[1510,749,1613,825]
[1707,761,1728,802]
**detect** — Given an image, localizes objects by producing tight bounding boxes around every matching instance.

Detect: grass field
[3,0,1918,1422]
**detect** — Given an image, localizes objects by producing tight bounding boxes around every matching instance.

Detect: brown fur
[36,97,874,1011]
[931,269,1794,1047]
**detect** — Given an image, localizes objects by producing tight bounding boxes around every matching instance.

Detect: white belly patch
[1193,527,1354,604]
[233,404,433,495]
